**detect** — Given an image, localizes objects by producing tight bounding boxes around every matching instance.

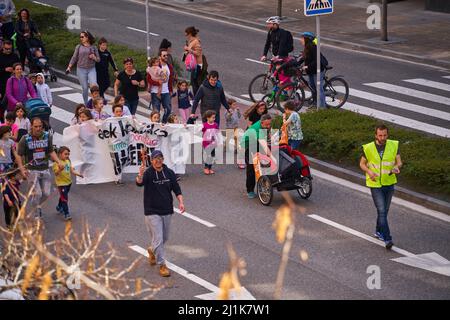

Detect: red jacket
[146,63,175,94]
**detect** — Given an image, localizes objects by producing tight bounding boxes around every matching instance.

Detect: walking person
[14,8,40,67]
[240,114,273,198]
[360,125,402,250]
[282,100,303,150]
[66,31,100,104]
[95,37,119,98]
[17,117,64,219]
[2,171,21,229]
[5,63,36,112]
[184,26,207,96]
[0,40,19,122]
[35,73,52,106]
[190,70,230,127]
[114,57,145,115]
[172,80,193,124]
[202,110,220,175]
[136,149,185,277]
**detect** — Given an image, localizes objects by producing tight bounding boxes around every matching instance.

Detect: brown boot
[159,264,171,277]
[147,248,156,266]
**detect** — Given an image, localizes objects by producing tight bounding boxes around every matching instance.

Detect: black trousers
[3,203,18,227]
[96,71,111,98]
[190,65,202,96]
[245,148,256,193]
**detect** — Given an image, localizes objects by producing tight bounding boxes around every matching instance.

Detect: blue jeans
[57,184,72,215]
[288,139,301,150]
[308,72,326,109]
[370,185,395,242]
[126,98,139,115]
[151,93,172,123]
[77,67,98,104]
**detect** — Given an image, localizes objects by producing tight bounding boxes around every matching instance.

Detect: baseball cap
[151,150,164,159]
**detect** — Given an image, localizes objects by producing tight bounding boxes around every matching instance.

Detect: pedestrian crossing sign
[304,0,334,16]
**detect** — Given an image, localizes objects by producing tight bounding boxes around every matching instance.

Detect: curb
[51,68,450,216]
[145,0,450,70]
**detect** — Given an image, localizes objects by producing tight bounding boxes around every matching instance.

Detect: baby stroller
[26,37,57,82]
[254,144,313,206]
[25,98,52,132]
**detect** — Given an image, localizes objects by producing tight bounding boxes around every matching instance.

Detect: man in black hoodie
[0,40,19,122]
[190,70,230,126]
[136,150,185,277]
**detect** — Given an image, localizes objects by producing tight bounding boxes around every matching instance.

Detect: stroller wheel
[257,176,273,206]
[296,177,312,199]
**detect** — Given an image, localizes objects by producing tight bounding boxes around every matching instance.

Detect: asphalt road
[42,0,450,138]
[4,0,449,300]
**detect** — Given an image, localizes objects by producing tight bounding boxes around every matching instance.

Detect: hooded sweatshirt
[191,79,229,116]
[35,73,52,106]
[136,164,182,216]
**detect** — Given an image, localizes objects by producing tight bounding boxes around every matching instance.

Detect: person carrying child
[53,146,83,221]
[147,57,168,101]
[202,110,220,175]
[282,100,303,150]
[172,80,193,124]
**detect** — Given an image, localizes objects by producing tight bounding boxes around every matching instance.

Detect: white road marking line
[174,208,216,228]
[308,214,415,257]
[51,105,76,124]
[128,245,218,292]
[240,93,265,102]
[336,87,450,121]
[311,169,450,223]
[32,1,57,8]
[59,93,85,104]
[404,78,450,92]
[53,132,63,147]
[443,76,450,79]
[245,58,270,66]
[365,82,450,106]
[342,102,450,138]
[126,26,159,36]
[50,87,74,93]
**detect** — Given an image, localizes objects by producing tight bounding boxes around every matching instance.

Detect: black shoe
[385,241,394,250]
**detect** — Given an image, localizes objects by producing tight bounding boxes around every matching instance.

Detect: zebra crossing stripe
[335,87,450,121]
[443,76,450,79]
[403,79,450,92]
[49,87,74,93]
[365,82,450,106]
[342,102,450,138]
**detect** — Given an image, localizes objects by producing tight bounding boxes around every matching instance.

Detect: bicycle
[275,66,349,112]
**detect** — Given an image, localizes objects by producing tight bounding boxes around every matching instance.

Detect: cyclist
[260,16,292,62]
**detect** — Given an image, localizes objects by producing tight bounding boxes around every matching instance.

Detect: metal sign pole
[316,15,321,110]
[145,0,151,58]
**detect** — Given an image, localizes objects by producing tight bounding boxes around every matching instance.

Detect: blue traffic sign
[304,0,334,16]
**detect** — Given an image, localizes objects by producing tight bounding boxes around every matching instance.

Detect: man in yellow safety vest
[360,125,403,250]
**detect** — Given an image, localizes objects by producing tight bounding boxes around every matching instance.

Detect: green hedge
[284,110,450,197]
[17,0,182,83]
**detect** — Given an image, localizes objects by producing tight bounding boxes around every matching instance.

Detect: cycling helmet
[302,32,315,40]
[266,16,281,24]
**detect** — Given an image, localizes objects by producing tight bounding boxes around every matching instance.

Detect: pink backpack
[185,53,197,72]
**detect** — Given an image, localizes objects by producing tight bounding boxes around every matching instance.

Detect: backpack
[320,53,329,68]
[286,30,294,53]
[185,53,197,72]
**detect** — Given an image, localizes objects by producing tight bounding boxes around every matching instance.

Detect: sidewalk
[149,0,450,67]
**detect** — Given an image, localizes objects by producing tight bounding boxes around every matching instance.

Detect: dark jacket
[95,49,118,79]
[263,28,290,58]
[298,46,328,75]
[14,19,39,42]
[191,79,230,116]
[0,51,20,95]
[136,164,182,216]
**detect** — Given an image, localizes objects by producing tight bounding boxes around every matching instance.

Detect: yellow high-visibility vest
[362,140,399,188]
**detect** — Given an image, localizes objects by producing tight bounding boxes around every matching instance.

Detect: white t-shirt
[150,64,170,94]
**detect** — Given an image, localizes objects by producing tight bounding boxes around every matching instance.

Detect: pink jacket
[6,76,37,111]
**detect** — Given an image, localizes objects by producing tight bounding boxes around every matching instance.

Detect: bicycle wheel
[324,77,349,109]
[248,74,275,102]
[261,93,276,110]
[275,82,305,112]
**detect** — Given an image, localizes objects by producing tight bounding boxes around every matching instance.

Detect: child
[167,113,180,124]
[202,110,219,175]
[149,110,161,123]
[53,146,83,221]
[283,100,303,150]
[31,49,49,74]
[113,95,131,116]
[112,104,123,118]
[147,57,168,100]
[14,104,31,141]
[91,98,111,121]
[0,126,23,177]
[86,86,107,110]
[71,104,87,125]
[28,73,38,93]
[79,109,93,123]
[225,98,241,151]
[36,73,53,106]
[2,171,21,229]
[1,112,19,141]
[172,81,193,124]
